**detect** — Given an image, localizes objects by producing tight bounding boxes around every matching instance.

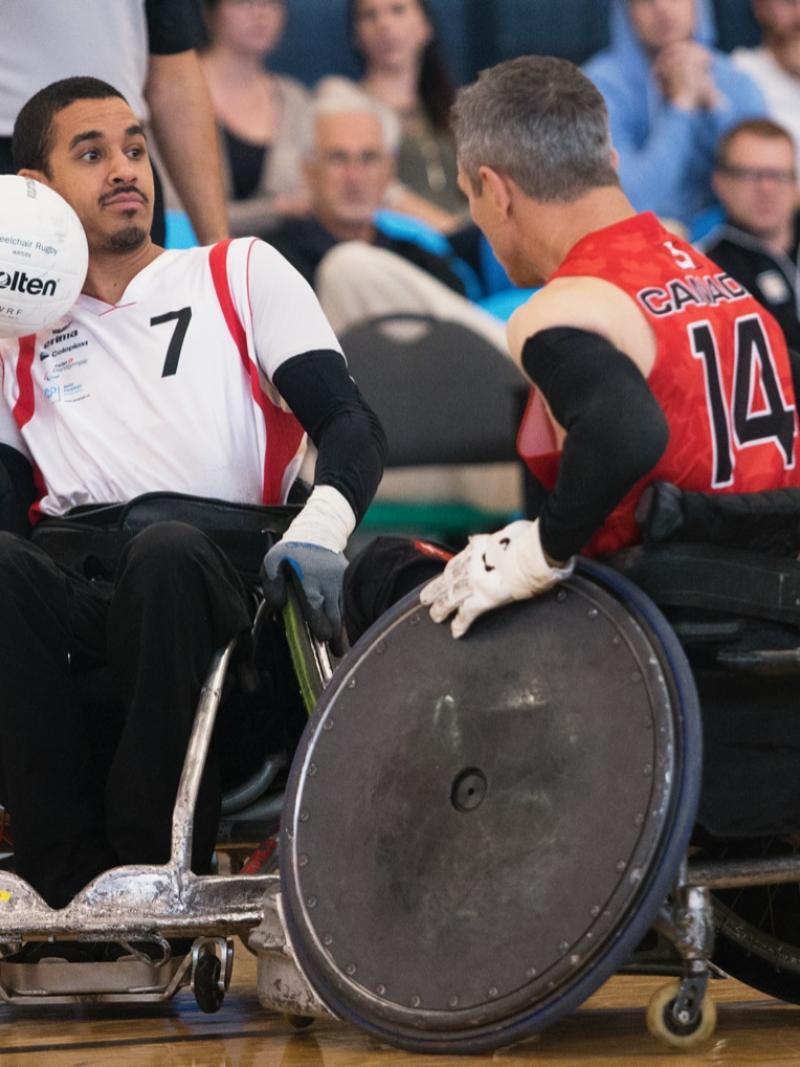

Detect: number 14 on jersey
[689,314,796,488]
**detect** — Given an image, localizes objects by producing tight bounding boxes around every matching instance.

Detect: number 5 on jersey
[690,314,796,488]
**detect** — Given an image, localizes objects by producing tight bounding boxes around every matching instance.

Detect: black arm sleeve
[0,444,35,537]
[146,0,206,53]
[272,350,388,524]
[522,327,669,561]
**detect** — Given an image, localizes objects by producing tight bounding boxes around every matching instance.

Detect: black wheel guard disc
[280,569,699,1048]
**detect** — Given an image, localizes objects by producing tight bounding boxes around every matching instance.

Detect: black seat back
[340,313,527,467]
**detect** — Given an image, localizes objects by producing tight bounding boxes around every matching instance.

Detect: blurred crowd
[192,0,800,357]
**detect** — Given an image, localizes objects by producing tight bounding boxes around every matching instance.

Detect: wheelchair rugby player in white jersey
[0,73,385,990]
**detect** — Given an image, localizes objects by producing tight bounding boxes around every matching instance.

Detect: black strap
[613,542,800,626]
[637,481,800,556]
[31,492,301,581]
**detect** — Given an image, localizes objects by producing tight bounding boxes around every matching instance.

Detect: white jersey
[0,238,343,518]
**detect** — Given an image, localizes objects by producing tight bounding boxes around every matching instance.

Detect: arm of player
[145,50,230,244]
[422,283,666,637]
[267,352,387,641]
[244,240,387,641]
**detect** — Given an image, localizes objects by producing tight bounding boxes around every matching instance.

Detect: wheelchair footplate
[0,863,241,1009]
[0,941,197,1003]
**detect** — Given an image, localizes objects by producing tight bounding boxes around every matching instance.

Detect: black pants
[344,536,450,644]
[0,137,167,247]
[0,522,251,908]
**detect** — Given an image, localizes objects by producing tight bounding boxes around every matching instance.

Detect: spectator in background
[702,119,800,351]
[0,0,228,246]
[201,0,312,237]
[584,0,767,226]
[268,94,506,350]
[317,0,465,232]
[733,0,800,174]
[269,92,521,514]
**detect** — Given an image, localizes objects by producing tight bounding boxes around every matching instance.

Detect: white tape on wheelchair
[420,519,574,638]
[282,484,356,554]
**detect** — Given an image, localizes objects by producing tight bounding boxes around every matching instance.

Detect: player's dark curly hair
[12,76,126,175]
[347,0,456,133]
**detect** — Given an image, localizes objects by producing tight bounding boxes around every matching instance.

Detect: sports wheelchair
[2,488,800,1053]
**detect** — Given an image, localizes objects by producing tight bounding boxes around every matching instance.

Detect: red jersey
[517,212,800,557]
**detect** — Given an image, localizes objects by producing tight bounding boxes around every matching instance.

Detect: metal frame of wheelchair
[0,587,335,1010]
[0,549,799,1053]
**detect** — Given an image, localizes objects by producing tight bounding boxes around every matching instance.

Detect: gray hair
[452,55,619,202]
[302,84,401,159]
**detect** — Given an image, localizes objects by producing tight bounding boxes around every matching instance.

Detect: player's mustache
[100,186,148,206]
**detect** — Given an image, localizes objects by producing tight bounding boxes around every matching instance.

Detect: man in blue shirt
[585,0,767,225]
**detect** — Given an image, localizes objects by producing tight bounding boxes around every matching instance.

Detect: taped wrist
[282,485,355,554]
[522,327,669,560]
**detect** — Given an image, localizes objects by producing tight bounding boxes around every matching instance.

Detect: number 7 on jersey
[150,307,193,378]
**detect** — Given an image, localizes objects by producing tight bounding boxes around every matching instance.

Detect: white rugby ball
[0,175,88,339]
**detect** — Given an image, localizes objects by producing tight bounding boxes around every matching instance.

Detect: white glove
[419,519,574,638]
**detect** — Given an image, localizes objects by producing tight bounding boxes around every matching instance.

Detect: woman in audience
[202,0,311,236]
[318,0,465,231]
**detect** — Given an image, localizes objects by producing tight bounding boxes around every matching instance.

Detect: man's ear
[478,165,513,219]
[610,147,620,173]
[17,167,51,187]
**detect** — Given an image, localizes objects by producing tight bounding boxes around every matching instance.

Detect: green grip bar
[283,584,326,714]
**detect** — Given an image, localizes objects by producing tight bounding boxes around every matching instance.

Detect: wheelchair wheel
[280,561,702,1053]
[646,979,717,1049]
[193,947,225,1014]
[711,837,800,1003]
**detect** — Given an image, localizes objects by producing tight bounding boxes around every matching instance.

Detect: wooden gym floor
[0,949,795,1066]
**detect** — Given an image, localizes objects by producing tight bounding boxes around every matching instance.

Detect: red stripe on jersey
[8,336,47,522]
[12,334,37,430]
[208,239,304,504]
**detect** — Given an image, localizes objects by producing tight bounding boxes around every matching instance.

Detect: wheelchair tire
[646,979,717,1049]
[193,949,224,1014]
[711,838,800,1003]
[280,561,702,1053]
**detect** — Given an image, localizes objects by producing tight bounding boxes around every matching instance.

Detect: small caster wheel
[193,949,224,1014]
[284,1013,315,1030]
[646,979,717,1049]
